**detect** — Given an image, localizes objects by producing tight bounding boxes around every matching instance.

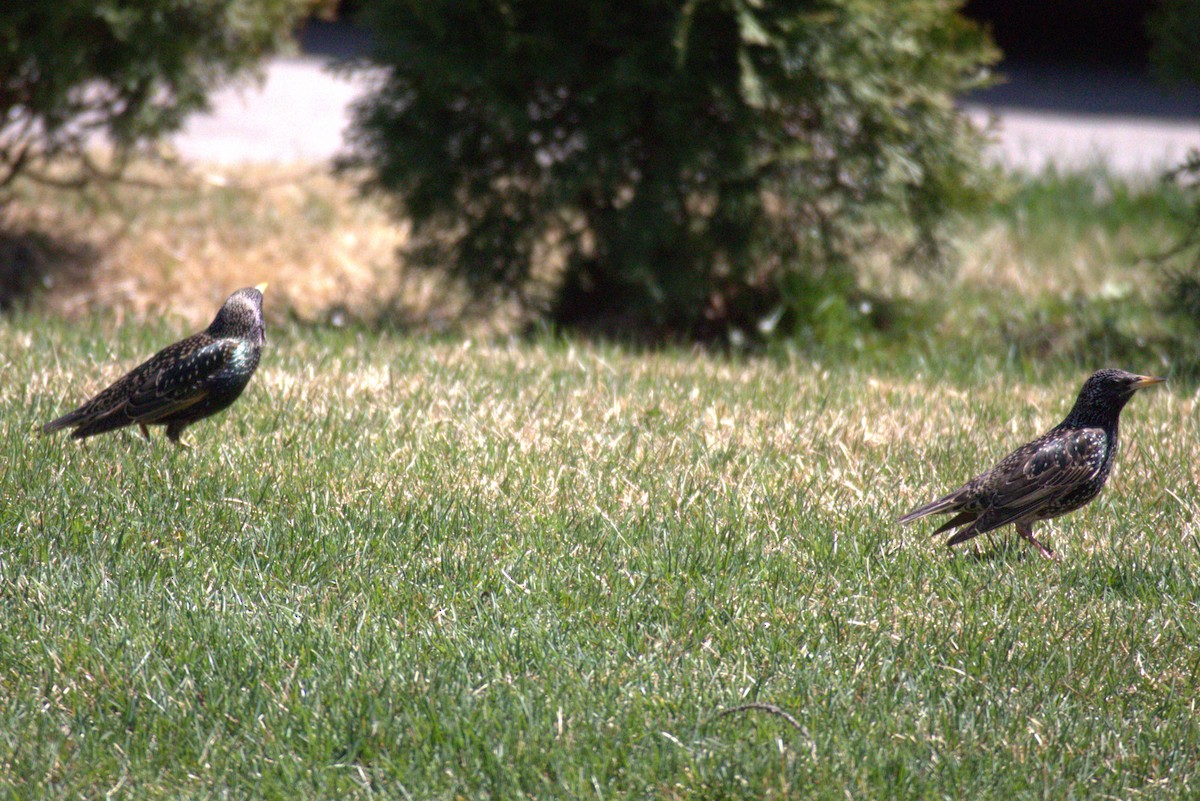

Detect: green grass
[2,315,1199,799]
[892,168,1198,372]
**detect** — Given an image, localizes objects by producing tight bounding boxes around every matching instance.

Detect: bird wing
[968,426,1109,535]
[41,333,211,433]
[123,339,237,423]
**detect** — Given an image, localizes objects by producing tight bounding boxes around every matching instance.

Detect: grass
[2,316,1199,798]
[2,164,1200,797]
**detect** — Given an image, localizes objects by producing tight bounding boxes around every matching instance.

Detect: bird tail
[945,522,985,547]
[930,510,978,538]
[67,413,134,441]
[897,488,968,525]
[40,409,86,435]
[41,404,129,440]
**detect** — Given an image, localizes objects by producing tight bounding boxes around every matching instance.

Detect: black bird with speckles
[898,369,1164,559]
[42,284,268,446]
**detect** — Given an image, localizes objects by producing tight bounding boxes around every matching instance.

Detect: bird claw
[1017,524,1059,561]
[1025,533,1058,561]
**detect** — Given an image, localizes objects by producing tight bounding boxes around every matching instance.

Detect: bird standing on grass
[42,284,268,447]
[898,369,1164,560]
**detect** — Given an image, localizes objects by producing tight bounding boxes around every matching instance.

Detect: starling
[898,369,1164,559]
[42,284,268,447]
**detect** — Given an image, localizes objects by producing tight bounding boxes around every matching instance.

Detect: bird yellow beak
[255,282,269,293]
[1133,375,1166,388]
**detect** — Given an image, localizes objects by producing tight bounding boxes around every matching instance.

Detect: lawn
[1,168,1199,798]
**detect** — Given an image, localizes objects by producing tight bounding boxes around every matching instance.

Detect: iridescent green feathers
[899,369,1165,559]
[42,285,267,445]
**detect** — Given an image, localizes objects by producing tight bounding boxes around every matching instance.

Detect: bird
[898,369,1165,560]
[42,284,268,447]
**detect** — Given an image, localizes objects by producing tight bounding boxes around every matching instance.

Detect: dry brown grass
[1,161,1187,366]
[2,162,476,329]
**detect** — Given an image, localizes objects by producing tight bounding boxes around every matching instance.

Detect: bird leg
[165,422,194,449]
[1017,522,1058,561]
[138,423,151,442]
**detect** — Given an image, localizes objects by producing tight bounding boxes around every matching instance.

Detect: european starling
[898,369,1164,559]
[42,284,268,446]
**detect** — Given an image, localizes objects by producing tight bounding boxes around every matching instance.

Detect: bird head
[1066,368,1165,425]
[207,284,267,344]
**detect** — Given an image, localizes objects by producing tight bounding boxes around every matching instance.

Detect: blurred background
[4,0,1200,369]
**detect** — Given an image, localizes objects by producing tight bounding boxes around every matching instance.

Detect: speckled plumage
[42,285,267,445]
[898,369,1165,559]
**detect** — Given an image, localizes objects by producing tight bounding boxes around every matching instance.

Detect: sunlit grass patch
[2,316,1198,798]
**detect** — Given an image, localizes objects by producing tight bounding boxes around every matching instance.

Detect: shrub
[0,0,312,192]
[343,0,997,340]
[1147,0,1200,333]
[1148,0,1200,87]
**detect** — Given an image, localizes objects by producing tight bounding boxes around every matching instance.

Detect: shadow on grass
[928,533,1057,565]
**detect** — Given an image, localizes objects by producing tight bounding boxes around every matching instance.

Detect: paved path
[173,43,1200,177]
[173,58,365,165]
[965,61,1200,175]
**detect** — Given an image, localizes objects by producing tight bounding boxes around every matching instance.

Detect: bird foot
[171,435,195,450]
[1017,523,1058,561]
[1024,535,1058,561]
[1034,543,1059,561]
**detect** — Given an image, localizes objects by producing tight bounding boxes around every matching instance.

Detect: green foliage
[1148,0,1200,86]
[1157,152,1200,331]
[0,0,312,192]
[343,0,997,339]
[1146,1,1200,334]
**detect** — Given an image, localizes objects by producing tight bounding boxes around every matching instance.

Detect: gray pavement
[173,58,367,165]
[171,41,1200,176]
[965,60,1200,175]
